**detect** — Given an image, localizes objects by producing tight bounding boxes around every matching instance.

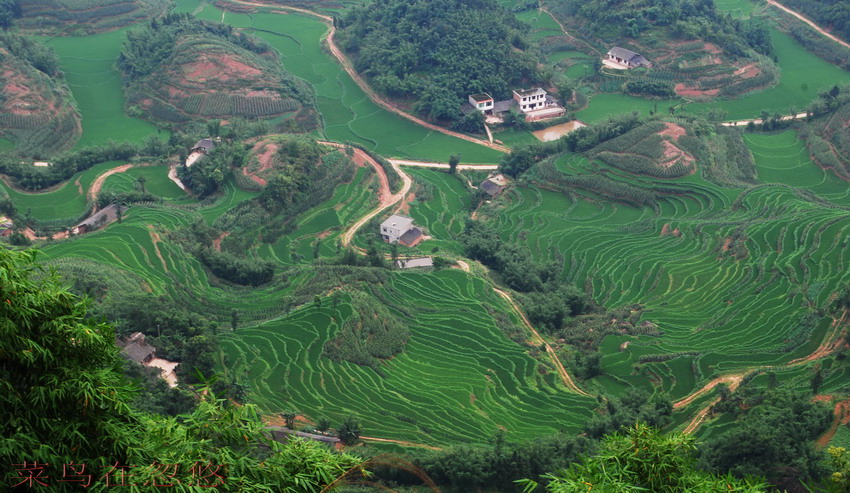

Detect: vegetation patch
[0,33,80,157]
[119,14,315,128]
[15,0,170,34]
[336,0,537,121]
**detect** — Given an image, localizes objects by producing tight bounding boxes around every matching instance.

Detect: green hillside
[16,0,170,34]
[118,15,316,129]
[0,33,80,156]
[336,0,537,121]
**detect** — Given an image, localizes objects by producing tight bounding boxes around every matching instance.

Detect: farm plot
[266,166,378,265]
[41,29,162,148]
[220,269,598,446]
[101,165,188,200]
[489,135,850,401]
[0,160,122,222]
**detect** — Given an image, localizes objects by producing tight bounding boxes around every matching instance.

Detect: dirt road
[494,288,590,396]
[360,436,442,451]
[767,0,850,51]
[88,164,134,209]
[388,159,499,171]
[226,0,508,153]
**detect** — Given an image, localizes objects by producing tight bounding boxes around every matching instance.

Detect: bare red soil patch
[734,63,760,79]
[184,55,262,82]
[675,83,720,99]
[660,140,694,168]
[816,397,850,447]
[659,122,686,141]
[704,42,721,54]
[212,231,230,252]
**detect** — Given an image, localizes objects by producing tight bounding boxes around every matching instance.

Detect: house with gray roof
[396,257,433,269]
[117,332,156,365]
[606,47,651,68]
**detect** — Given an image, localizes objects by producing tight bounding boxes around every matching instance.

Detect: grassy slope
[41,28,162,148]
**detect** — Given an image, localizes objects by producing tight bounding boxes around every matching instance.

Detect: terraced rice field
[515,9,563,40]
[263,167,377,265]
[41,29,162,148]
[220,270,598,445]
[490,131,850,401]
[714,0,756,18]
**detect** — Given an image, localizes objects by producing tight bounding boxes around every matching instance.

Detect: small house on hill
[117,332,156,365]
[380,214,424,247]
[468,93,495,114]
[396,257,433,269]
[480,179,505,197]
[73,204,126,235]
[192,138,216,153]
[605,47,651,69]
[513,87,547,112]
[186,137,218,167]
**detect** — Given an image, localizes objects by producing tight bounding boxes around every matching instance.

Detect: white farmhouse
[468,93,495,114]
[513,87,547,112]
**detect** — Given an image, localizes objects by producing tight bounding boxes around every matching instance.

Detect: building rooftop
[607,46,648,65]
[469,93,493,103]
[493,99,517,114]
[480,179,505,197]
[399,227,423,246]
[77,204,126,229]
[396,257,433,269]
[514,87,547,98]
[381,214,414,230]
[193,138,216,152]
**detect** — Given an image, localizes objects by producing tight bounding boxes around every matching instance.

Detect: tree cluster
[323,291,410,375]
[337,0,536,121]
[551,0,772,57]
[462,221,592,332]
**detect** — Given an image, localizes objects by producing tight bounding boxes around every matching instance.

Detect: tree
[314,295,322,310]
[337,416,362,445]
[282,411,298,429]
[520,424,768,492]
[0,248,362,491]
[136,174,147,194]
[811,367,824,395]
[448,153,460,175]
[231,308,239,331]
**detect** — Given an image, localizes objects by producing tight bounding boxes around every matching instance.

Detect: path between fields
[677,309,848,434]
[88,164,134,210]
[767,0,850,51]
[494,288,590,396]
[360,436,442,451]
[815,396,850,447]
[225,0,508,153]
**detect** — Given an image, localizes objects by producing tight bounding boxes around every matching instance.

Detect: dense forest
[336,0,537,120]
[782,0,850,43]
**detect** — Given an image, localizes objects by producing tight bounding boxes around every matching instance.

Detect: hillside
[118,15,315,129]
[548,0,778,101]
[336,0,537,121]
[0,33,80,157]
[781,0,850,43]
[15,0,170,34]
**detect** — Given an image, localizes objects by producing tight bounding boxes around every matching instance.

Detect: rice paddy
[40,29,162,148]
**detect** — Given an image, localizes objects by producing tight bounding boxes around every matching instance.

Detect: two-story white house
[468,93,495,114]
[513,87,547,112]
[381,214,414,243]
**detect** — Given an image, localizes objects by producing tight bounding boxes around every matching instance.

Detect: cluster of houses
[464,87,566,123]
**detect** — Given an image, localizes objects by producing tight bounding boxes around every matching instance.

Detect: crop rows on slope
[266,166,377,265]
[492,134,850,400]
[220,270,597,445]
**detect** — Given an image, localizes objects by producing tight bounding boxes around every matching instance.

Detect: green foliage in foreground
[520,423,768,492]
[0,248,360,491]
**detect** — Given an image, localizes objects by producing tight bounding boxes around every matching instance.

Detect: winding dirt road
[677,310,848,434]
[360,436,442,451]
[767,0,850,51]
[226,0,508,153]
[88,164,134,210]
[494,288,590,396]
